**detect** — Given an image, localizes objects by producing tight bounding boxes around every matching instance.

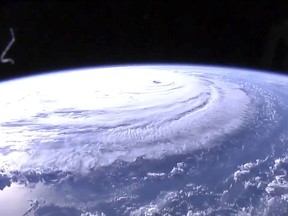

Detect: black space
[0,1,288,81]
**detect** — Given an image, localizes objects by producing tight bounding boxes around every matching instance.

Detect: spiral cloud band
[0,65,253,173]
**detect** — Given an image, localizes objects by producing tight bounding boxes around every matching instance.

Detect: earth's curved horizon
[1,64,288,216]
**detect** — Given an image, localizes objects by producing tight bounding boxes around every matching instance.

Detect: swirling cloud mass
[0,66,252,172]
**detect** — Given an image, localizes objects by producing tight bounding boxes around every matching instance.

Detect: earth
[0,64,288,216]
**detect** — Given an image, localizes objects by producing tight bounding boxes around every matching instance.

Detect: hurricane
[1,65,288,215]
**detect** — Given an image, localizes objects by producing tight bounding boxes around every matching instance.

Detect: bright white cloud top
[0,65,254,173]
